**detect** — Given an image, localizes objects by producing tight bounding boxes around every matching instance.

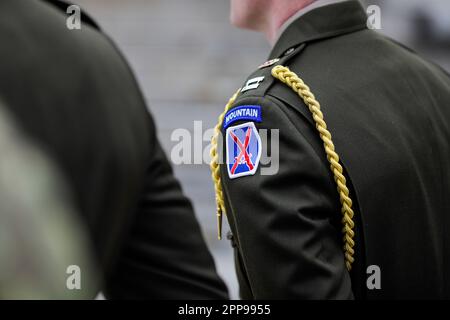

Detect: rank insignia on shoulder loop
[241,76,265,93]
[259,58,280,69]
[226,122,262,179]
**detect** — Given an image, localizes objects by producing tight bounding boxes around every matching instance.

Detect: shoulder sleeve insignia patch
[226,122,262,179]
[223,105,262,129]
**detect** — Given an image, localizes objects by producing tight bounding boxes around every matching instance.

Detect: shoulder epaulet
[235,43,306,101]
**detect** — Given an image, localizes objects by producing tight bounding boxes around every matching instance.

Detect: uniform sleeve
[105,136,228,299]
[221,95,353,299]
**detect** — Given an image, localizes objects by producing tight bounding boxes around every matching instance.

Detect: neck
[264,0,315,45]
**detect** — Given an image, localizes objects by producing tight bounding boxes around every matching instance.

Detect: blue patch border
[223,105,262,129]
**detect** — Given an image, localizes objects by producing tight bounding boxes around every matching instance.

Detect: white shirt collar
[273,0,349,45]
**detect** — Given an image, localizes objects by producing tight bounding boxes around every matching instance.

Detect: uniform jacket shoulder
[232,44,307,106]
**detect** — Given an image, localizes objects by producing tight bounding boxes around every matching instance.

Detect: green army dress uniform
[212,0,450,299]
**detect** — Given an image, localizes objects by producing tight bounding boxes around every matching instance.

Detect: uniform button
[226,231,237,248]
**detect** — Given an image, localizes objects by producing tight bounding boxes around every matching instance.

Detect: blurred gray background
[72,0,450,299]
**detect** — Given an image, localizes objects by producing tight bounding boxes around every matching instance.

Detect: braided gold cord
[210,89,241,240]
[271,65,355,270]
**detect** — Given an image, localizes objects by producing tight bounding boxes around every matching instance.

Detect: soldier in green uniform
[211,0,450,299]
[0,0,227,299]
[0,103,98,299]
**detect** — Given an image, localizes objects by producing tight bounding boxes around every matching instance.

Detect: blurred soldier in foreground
[211,0,450,299]
[0,0,227,299]
[0,104,97,299]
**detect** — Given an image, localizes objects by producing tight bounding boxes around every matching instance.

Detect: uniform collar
[269,0,368,59]
[274,0,348,44]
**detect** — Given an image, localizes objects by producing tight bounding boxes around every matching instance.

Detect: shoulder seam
[264,94,330,169]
